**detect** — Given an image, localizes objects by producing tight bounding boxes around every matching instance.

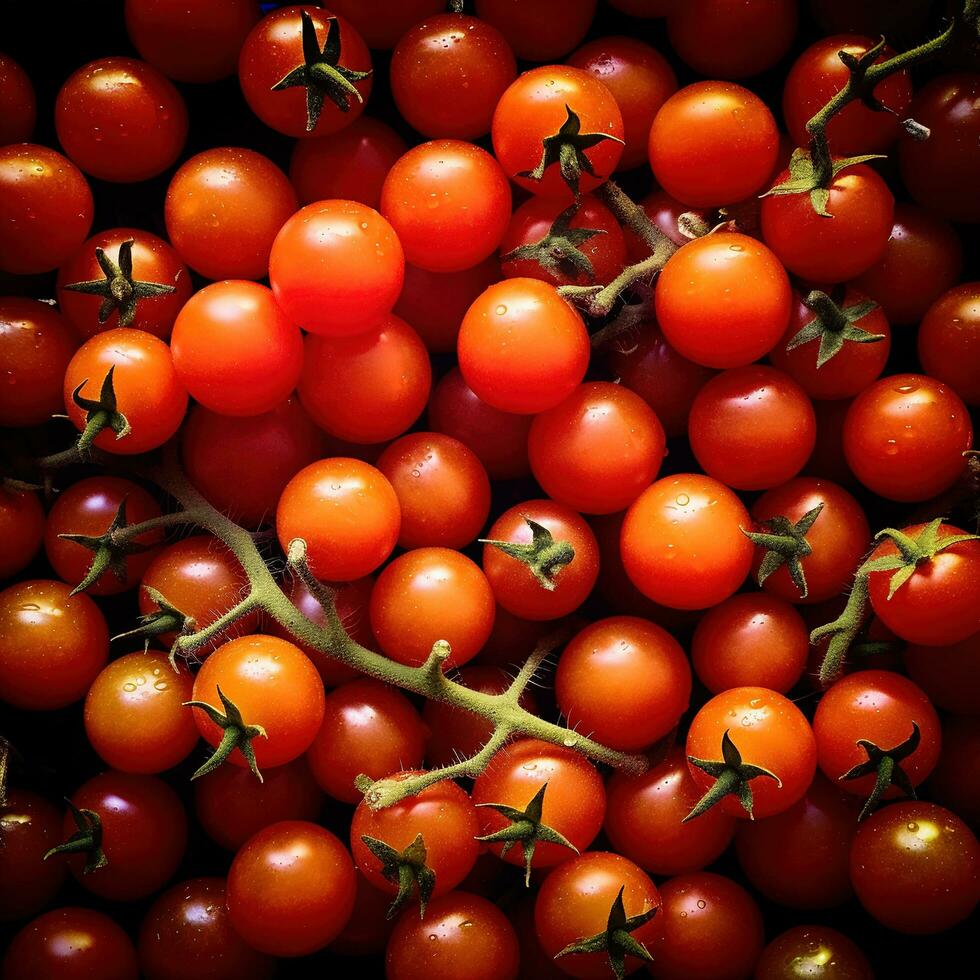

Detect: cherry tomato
[0,144,93,275]
[165,148,297,281]
[755,926,873,980]
[458,278,590,414]
[328,871,396,957]
[918,282,980,406]
[905,631,980,716]
[930,715,980,829]
[621,474,754,610]
[306,678,427,803]
[0,580,108,710]
[0,487,45,582]
[326,0,444,49]
[64,328,188,455]
[276,458,400,582]
[622,189,701,261]
[655,232,791,368]
[842,375,973,502]
[476,0,596,61]
[0,53,35,142]
[227,820,356,956]
[370,547,495,669]
[137,876,273,980]
[270,199,404,336]
[0,791,67,922]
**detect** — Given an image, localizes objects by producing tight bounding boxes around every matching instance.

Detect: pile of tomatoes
[1,1,979,978]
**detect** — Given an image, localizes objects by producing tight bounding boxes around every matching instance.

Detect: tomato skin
[755,926,873,980]
[381,140,511,272]
[276,458,400,582]
[918,282,980,406]
[843,375,973,502]
[0,54,35,143]
[476,0,595,61]
[1,907,139,980]
[692,593,809,694]
[64,328,188,455]
[306,678,427,803]
[0,488,45,582]
[227,820,356,956]
[55,57,187,182]
[736,772,861,909]
[649,81,779,207]
[605,746,736,876]
[0,144,93,275]
[535,852,662,979]
[655,233,791,369]
[125,0,261,84]
[761,163,894,283]
[387,891,520,980]
[529,382,666,514]
[139,536,259,652]
[650,872,764,980]
[850,802,980,934]
[900,73,980,222]
[137,876,274,980]
[238,6,372,138]
[866,523,980,646]
[0,791,67,922]
[930,715,980,829]
[621,474,754,610]
[557,616,691,751]
[458,278,590,414]
[377,432,491,549]
[327,0,444,49]
[0,580,108,711]
[370,547,495,669]
[905,631,980,716]
[492,65,624,200]
[193,758,323,851]
[270,199,404,336]
[686,687,818,820]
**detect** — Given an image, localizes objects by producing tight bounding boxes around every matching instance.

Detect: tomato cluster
[2,1,979,979]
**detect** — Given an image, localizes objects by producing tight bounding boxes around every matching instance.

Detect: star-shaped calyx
[480,518,575,591]
[183,685,268,782]
[358,832,436,919]
[475,783,578,886]
[501,203,606,282]
[44,800,108,874]
[762,147,885,216]
[742,504,824,600]
[112,586,191,657]
[71,367,131,456]
[840,722,922,821]
[555,886,659,980]
[271,10,372,132]
[62,239,176,327]
[785,289,885,368]
[518,104,624,199]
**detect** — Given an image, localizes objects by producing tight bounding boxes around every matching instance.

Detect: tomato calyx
[71,367,131,456]
[358,831,436,919]
[43,800,108,874]
[518,105,624,199]
[475,782,579,886]
[480,517,576,591]
[270,10,371,132]
[183,684,268,783]
[742,504,824,600]
[786,290,885,368]
[840,722,922,821]
[554,884,658,980]
[762,149,885,217]
[501,203,606,282]
[62,239,177,327]
[685,729,782,822]
[113,585,192,655]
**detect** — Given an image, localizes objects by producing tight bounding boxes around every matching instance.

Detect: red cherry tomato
[326,0,444,50]
[0,53,36,142]
[0,487,45,582]
[756,926,873,980]
[930,715,980,829]
[905,631,980,716]
[918,282,980,406]
[0,791,67,922]
[476,0,596,61]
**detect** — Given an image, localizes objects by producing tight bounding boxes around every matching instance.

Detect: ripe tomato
[605,746,736,876]
[299,314,431,443]
[850,802,979,934]
[328,868,396,957]
[0,487,44,582]
[84,650,198,773]
[621,474,754,610]
[755,926,872,980]
[191,634,326,770]
[227,820,356,956]
[476,0,595,60]
[276,458,400,582]
[557,616,691,751]
[842,375,973,501]
[326,0,444,49]
[370,547,495,668]
[458,278,590,414]
[918,282,980,406]
[905,631,980,716]
[0,791,67,922]
[761,162,894,283]
[270,199,404,336]
[238,6,372,138]
[528,382,666,514]
[165,148,298,281]
[386,891,520,980]
[0,580,108,710]
[64,328,188,455]
[0,144,93,275]
[55,57,187,182]
[0,53,35,143]
[649,81,779,207]
[930,716,980,829]
[306,678,427,803]
[137,877,274,980]
[655,232,791,368]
